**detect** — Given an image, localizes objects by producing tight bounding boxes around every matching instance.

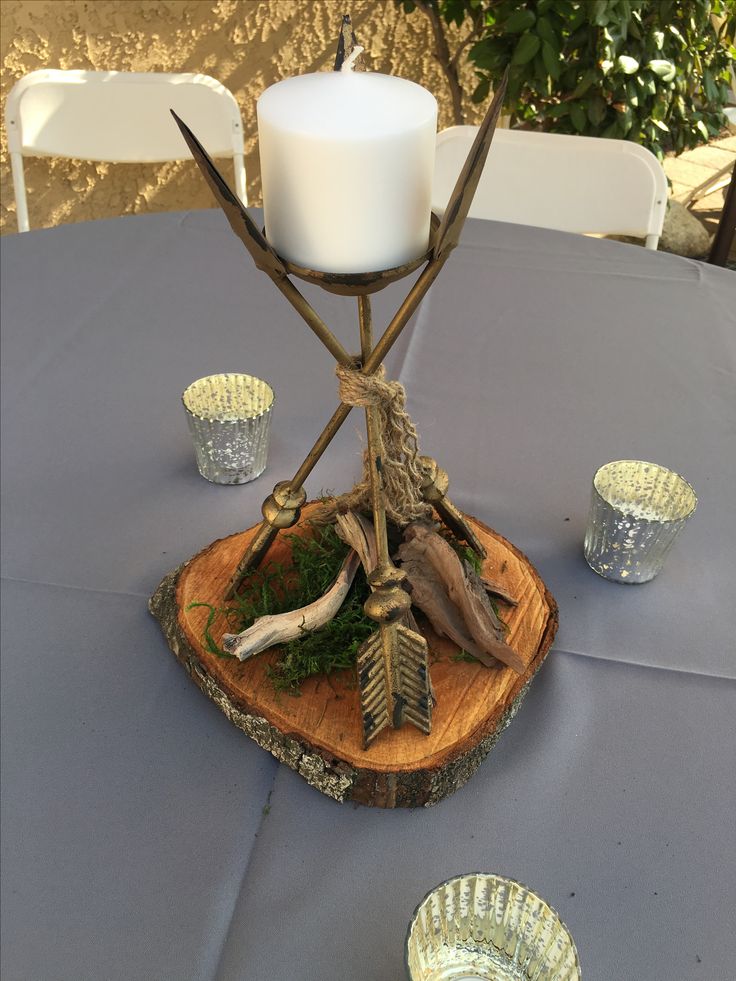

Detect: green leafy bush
[399,0,735,157]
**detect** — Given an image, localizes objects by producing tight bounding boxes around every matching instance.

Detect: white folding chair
[433,126,668,249]
[5,70,247,233]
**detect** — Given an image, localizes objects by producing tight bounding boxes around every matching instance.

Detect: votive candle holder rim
[181,372,275,424]
[592,459,697,524]
[404,870,582,980]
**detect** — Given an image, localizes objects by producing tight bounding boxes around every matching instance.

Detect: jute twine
[318,363,432,527]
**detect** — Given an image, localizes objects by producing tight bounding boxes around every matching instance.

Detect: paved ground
[664,133,735,262]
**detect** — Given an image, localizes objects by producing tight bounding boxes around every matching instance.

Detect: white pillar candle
[257,67,437,274]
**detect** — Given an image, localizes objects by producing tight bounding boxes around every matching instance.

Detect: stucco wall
[0,0,481,234]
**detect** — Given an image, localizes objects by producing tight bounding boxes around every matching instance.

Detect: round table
[2,209,735,980]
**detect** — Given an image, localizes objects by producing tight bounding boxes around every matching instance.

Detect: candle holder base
[149,504,557,808]
[273,213,440,296]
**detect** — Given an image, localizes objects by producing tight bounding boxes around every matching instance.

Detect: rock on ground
[659,200,712,258]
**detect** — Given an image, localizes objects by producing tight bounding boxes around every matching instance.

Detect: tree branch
[414,0,466,125]
[450,10,484,72]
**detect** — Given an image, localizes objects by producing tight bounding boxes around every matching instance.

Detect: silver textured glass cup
[405,873,581,981]
[182,373,274,485]
[584,460,696,584]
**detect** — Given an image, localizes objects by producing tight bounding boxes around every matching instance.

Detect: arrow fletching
[358,622,432,748]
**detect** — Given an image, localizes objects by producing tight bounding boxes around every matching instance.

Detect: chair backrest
[433,126,668,249]
[5,69,246,232]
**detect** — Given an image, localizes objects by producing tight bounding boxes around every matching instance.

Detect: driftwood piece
[334,511,378,578]
[149,503,558,807]
[399,549,498,666]
[222,550,360,661]
[337,511,515,668]
[401,523,526,674]
[335,509,414,632]
[481,577,518,608]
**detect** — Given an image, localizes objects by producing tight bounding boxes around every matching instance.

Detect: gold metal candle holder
[169,31,508,748]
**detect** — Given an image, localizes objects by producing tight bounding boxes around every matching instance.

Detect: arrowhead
[433,68,509,259]
[333,13,365,72]
[169,110,288,280]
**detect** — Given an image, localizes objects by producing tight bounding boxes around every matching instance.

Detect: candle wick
[341,45,364,73]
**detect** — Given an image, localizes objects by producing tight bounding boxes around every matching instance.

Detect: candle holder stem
[224,256,449,598]
[358,296,389,567]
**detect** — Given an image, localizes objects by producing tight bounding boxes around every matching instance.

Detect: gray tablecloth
[2,210,735,981]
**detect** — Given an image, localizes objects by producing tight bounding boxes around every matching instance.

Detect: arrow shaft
[358,295,391,573]
[277,277,353,365]
[362,255,446,375]
[380,624,402,729]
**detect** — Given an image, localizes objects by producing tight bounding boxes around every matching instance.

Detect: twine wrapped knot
[318,363,432,527]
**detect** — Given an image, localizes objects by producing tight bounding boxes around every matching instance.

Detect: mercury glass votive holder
[583,460,697,584]
[405,873,581,981]
[182,373,274,485]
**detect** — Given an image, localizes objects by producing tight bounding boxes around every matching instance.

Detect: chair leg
[681,160,733,207]
[10,152,30,233]
[708,161,736,267]
[233,152,247,206]
[644,233,659,250]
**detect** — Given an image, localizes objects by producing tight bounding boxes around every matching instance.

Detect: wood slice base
[149,507,558,808]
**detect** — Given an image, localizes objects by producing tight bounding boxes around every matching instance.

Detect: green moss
[442,528,484,576]
[451,650,481,663]
[188,523,373,695]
